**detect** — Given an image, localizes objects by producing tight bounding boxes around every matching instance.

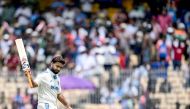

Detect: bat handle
[25,70,34,88]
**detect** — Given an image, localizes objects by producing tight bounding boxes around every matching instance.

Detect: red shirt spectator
[119,50,127,69]
[173,42,185,61]
[5,51,19,71]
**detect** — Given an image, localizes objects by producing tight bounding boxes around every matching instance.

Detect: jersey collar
[47,68,58,79]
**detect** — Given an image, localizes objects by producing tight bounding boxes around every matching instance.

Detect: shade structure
[60,75,96,90]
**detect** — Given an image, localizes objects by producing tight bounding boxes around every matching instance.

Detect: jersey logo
[51,85,59,91]
[45,103,49,109]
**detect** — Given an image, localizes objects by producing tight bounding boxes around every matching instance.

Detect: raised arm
[24,69,38,88]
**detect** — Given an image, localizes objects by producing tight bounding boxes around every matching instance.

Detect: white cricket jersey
[35,69,62,108]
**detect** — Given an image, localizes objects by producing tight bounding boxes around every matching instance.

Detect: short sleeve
[34,74,43,85]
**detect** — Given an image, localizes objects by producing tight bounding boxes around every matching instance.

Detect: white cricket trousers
[37,102,57,109]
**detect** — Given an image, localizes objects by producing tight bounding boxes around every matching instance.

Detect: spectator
[149,17,162,41]
[172,39,185,70]
[181,61,190,88]
[185,74,190,88]
[141,37,151,65]
[175,22,187,41]
[75,46,97,77]
[80,0,94,18]
[4,45,19,81]
[176,101,181,109]
[12,88,24,109]
[128,4,145,19]
[147,77,156,93]
[0,0,190,109]
[62,7,75,28]
[0,48,4,70]
[4,46,19,72]
[0,92,7,109]
[159,79,172,93]
[157,8,172,34]
[139,94,146,109]
[167,0,177,23]
[119,49,127,70]
[30,94,38,109]
[14,5,31,27]
[23,89,30,106]
[145,96,156,109]
[156,34,168,61]
[0,34,12,58]
[51,0,65,9]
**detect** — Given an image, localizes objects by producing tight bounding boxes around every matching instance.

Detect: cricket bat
[15,38,33,88]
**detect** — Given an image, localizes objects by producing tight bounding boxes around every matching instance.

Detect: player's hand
[23,68,36,88]
[24,69,31,77]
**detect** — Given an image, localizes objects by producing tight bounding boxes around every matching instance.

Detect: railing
[0,64,190,109]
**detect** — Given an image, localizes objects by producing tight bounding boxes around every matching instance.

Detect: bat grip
[25,70,34,88]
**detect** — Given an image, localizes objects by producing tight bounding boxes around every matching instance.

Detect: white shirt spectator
[43,12,57,27]
[75,46,98,77]
[62,8,75,27]
[62,8,75,19]
[75,53,96,72]
[90,44,105,65]
[14,6,32,18]
[98,26,107,40]
[89,27,97,39]
[0,37,12,57]
[78,27,88,39]
[53,26,62,44]
[125,24,138,38]
[26,44,35,58]
[102,44,117,65]
[14,6,31,26]
[80,0,94,12]
[36,48,45,62]
[122,78,138,97]
[133,66,148,80]
[17,16,30,26]
[128,7,145,19]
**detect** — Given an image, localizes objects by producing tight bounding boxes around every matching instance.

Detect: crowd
[0,0,190,109]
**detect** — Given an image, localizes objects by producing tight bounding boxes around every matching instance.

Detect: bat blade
[15,39,30,71]
[15,38,33,88]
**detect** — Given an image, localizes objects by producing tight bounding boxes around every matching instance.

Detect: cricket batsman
[24,56,72,109]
